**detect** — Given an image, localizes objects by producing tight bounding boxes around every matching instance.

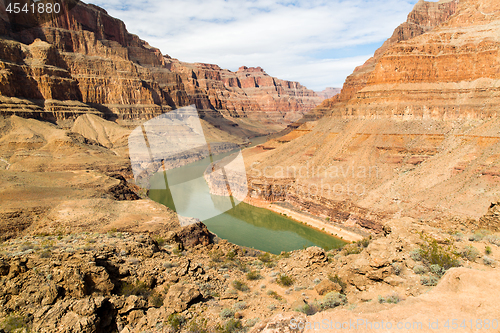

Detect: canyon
[246,0,500,236]
[1,0,500,331]
[0,1,321,138]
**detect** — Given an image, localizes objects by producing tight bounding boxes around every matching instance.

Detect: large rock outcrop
[0,1,321,137]
[311,0,460,119]
[245,0,500,231]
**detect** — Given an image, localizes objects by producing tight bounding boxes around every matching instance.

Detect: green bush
[187,318,208,333]
[246,270,262,280]
[266,290,282,300]
[233,301,247,311]
[413,265,427,275]
[295,303,318,315]
[485,246,492,255]
[245,318,260,327]
[418,234,460,269]
[341,244,362,256]
[220,308,235,319]
[420,275,439,286]
[461,245,480,261]
[258,252,272,263]
[378,293,402,304]
[391,263,403,276]
[119,280,151,297]
[1,314,30,332]
[277,274,294,287]
[231,280,249,292]
[409,249,423,261]
[167,313,186,331]
[218,319,243,333]
[483,256,495,266]
[226,249,237,260]
[320,292,347,309]
[429,264,445,277]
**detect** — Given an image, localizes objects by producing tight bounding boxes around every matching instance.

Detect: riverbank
[243,197,364,242]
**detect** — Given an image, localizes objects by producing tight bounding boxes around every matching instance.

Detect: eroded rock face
[312,0,460,119]
[0,1,320,136]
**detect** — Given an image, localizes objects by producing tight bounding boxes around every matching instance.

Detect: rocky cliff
[245,0,500,233]
[0,1,321,137]
[312,0,460,119]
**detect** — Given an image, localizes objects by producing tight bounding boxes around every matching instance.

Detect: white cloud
[89,0,418,91]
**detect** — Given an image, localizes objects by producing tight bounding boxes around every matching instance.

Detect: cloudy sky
[89,0,425,91]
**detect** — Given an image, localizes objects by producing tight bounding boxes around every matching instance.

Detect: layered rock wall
[0,1,320,136]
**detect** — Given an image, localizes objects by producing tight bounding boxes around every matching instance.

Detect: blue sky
[89,0,426,91]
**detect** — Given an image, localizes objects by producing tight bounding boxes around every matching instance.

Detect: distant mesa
[316,87,341,100]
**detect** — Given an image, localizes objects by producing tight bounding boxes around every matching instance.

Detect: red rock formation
[246,0,500,232]
[314,0,460,117]
[0,1,321,136]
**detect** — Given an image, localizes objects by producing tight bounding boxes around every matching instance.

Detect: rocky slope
[245,0,500,234]
[0,1,321,137]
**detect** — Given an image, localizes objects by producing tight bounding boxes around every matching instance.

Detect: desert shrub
[246,270,261,280]
[258,252,272,263]
[461,245,480,261]
[231,280,249,292]
[187,318,208,333]
[233,301,247,311]
[483,256,495,266]
[357,237,371,248]
[267,290,282,300]
[429,264,445,277]
[277,274,294,287]
[409,249,423,261]
[162,261,175,269]
[391,263,403,275]
[154,236,166,247]
[485,246,492,255]
[295,303,318,315]
[167,313,186,331]
[226,249,237,260]
[420,275,439,286]
[413,265,428,275]
[1,314,30,332]
[469,229,491,242]
[328,274,347,292]
[341,243,362,256]
[149,292,164,307]
[313,278,321,285]
[119,280,151,297]
[485,235,500,246]
[320,292,347,309]
[418,234,460,269]
[378,293,402,304]
[267,304,277,311]
[218,319,243,333]
[220,308,235,319]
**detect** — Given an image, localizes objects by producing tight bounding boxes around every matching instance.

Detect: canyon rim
[1,0,500,332]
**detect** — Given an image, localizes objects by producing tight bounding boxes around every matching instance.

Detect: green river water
[149,137,346,254]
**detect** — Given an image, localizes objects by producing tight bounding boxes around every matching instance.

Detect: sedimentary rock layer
[0,1,321,137]
[246,0,500,232]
